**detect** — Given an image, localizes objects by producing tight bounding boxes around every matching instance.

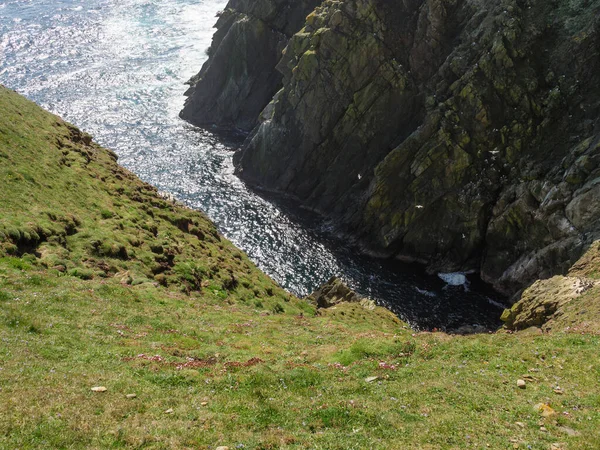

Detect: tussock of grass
[1,86,600,448]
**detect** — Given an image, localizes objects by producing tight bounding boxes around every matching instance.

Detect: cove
[0,0,505,330]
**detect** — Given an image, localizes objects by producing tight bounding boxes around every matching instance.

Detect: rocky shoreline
[182,0,600,301]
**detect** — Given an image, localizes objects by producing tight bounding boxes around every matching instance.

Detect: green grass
[0,268,599,449]
[1,86,600,448]
[0,264,598,449]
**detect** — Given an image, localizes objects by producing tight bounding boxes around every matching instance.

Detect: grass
[1,266,599,449]
[1,86,600,448]
[0,85,286,310]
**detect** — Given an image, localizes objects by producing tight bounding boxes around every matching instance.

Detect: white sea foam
[487,298,507,309]
[415,287,437,298]
[438,272,468,286]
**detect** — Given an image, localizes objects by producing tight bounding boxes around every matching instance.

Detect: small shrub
[272,303,285,314]
[5,257,32,270]
[174,262,208,291]
[222,273,238,291]
[67,268,95,280]
[100,209,114,219]
[154,274,168,287]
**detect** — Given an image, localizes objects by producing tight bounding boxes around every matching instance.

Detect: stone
[502,277,597,330]
[126,394,137,399]
[91,386,107,392]
[307,276,364,309]
[329,10,344,28]
[201,401,208,406]
[558,426,579,436]
[165,408,174,414]
[223,0,600,299]
[517,379,526,389]
[365,376,379,383]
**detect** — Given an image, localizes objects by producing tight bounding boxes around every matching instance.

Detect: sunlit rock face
[180,0,322,131]
[186,0,600,296]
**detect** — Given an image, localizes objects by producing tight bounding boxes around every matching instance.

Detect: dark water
[0,0,506,330]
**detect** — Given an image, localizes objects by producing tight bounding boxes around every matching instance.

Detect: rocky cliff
[180,0,321,131]
[183,0,600,297]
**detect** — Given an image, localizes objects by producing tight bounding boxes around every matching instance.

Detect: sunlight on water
[0,0,506,330]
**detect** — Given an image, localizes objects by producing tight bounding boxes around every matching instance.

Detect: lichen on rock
[184,0,600,298]
[180,0,322,131]
[307,276,376,311]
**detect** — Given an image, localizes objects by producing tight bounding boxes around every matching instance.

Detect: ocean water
[0,0,506,330]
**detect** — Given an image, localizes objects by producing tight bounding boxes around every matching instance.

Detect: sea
[0,0,506,330]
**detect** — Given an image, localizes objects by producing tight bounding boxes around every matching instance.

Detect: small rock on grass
[165,408,174,414]
[558,426,579,436]
[517,379,526,389]
[91,386,107,392]
[126,393,137,399]
[215,447,229,450]
[200,401,208,406]
[365,376,379,383]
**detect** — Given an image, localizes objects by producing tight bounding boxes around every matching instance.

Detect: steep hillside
[183,0,600,298]
[0,86,294,305]
[2,85,600,448]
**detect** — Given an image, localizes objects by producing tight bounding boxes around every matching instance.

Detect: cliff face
[180,0,321,131]
[184,0,600,297]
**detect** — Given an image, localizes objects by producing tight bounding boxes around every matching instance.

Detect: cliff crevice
[183,0,600,298]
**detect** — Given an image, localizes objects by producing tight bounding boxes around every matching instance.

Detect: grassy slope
[0,86,599,449]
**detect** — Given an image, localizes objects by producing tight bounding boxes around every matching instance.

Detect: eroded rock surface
[501,275,597,330]
[180,0,321,131]
[307,276,375,310]
[502,241,600,331]
[185,0,600,296]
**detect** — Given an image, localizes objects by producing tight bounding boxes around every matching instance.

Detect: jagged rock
[307,276,364,308]
[501,276,597,330]
[180,0,322,131]
[188,0,600,296]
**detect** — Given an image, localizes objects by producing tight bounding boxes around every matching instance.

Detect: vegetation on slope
[0,85,294,308]
[1,86,600,449]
